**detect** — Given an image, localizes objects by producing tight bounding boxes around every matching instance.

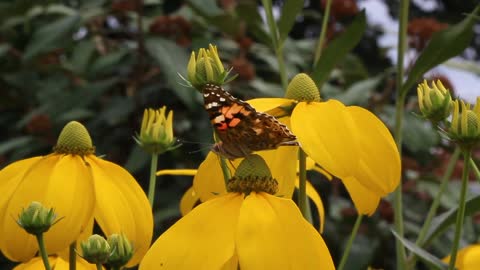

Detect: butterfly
[202,84,298,159]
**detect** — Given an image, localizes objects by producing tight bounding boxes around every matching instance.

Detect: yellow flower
[442,244,480,269]
[247,73,401,215]
[140,155,334,270]
[449,97,480,149]
[0,121,152,267]
[135,107,178,154]
[14,255,98,270]
[417,80,452,122]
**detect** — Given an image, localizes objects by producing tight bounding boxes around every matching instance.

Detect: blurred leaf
[236,2,272,47]
[0,44,11,58]
[0,136,34,155]
[145,37,196,109]
[311,11,366,89]
[69,39,96,74]
[334,75,382,106]
[89,48,130,76]
[98,96,135,125]
[401,5,480,94]
[391,230,447,270]
[402,113,440,153]
[124,145,149,173]
[187,0,223,16]
[424,195,480,247]
[278,0,303,43]
[23,14,80,60]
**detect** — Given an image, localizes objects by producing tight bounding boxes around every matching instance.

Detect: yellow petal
[156,169,197,176]
[14,256,98,270]
[246,98,293,112]
[291,101,361,179]
[236,193,334,270]
[347,106,401,195]
[180,186,200,216]
[193,152,229,202]
[443,244,480,269]
[342,176,380,215]
[139,193,242,270]
[295,179,326,233]
[87,156,153,267]
[1,154,95,262]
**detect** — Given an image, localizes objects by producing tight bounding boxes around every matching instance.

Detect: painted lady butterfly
[202,84,298,159]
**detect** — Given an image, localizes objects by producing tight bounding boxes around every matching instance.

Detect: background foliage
[1,0,479,269]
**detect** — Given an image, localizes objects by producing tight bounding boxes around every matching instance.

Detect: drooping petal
[1,154,95,262]
[347,106,401,195]
[236,192,334,270]
[193,153,230,202]
[342,176,380,215]
[139,193,243,270]
[14,256,98,270]
[180,186,200,216]
[443,244,480,269]
[246,98,294,112]
[295,179,326,233]
[86,156,153,267]
[291,101,361,179]
[257,147,297,198]
[156,169,197,176]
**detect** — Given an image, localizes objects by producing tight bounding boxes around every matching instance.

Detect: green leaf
[401,5,480,94]
[311,10,366,89]
[278,0,303,43]
[236,2,272,47]
[89,48,130,76]
[334,75,382,106]
[23,14,81,60]
[145,37,197,109]
[423,195,480,247]
[69,39,96,74]
[391,230,447,270]
[0,136,34,155]
[402,113,440,153]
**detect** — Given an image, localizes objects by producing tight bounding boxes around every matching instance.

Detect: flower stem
[448,150,471,270]
[469,158,480,183]
[337,215,363,270]
[393,0,409,268]
[298,149,310,221]
[69,241,76,270]
[219,156,231,186]
[36,233,51,270]
[147,153,159,207]
[96,263,103,270]
[313,0,332,66]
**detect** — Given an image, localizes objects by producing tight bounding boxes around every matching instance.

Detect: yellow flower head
[140,155,335,270]
[417,80,452,122]
[0,121,153,267]
[136,107,178,154]
[449,97,480,148]
[187,44,232,90]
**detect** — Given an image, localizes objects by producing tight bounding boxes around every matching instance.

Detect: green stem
[393,0,409,269]
[36,233,51,270]
[261,0,288,89]
[219,156,231,186]
[448,150,471,270]
[69,241,76,270]
[96,263,103,270]
[298,149,310,222]
[337,215,363,270]
[147,153,158,207]
[469,158,480,183]
[313,0,332,65]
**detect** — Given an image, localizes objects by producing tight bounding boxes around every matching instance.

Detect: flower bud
[80,234,111,264]
[448,97,480,149]
[417,80,452,123]
[17,201,58,235]
[187,44,231,90]
[107,233,134,267]
[285,73,320,102]
[135,107,179,154]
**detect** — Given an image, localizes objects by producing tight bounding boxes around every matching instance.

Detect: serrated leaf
[278,0,303,43]
[311,10,366,89]
[391,230,447,270]
[401,5,480,94]
[424,195,480,247]
[145,37,196,109]
[23,14,81,60]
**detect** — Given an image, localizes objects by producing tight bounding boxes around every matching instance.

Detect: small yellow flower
[449,97,480,149]
[417,80,452,122]
[14,255,97,270]
[187,44,232,90]
[442,244,480,269]
[136,107,178,154]
[140,155,334,270]
[0,121,153,267]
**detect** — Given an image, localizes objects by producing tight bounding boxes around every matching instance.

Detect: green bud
[53,121,95,156]
[417,80,452,123]
[17,201,58,235]
[448,97,480,149]
[107,233,134,268]
[80,234,111,264]
[285,73,320,102]
[187,44,232,91]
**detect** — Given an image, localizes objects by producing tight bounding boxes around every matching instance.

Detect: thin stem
[147,153,159,207]
[337,215,363,270]
[69,241,76,270]
[36,234,51,270]
[313,0,332,65]
[393,0,409,269]
[448,150,471,270]
[469,158,480,183]
[298,149,310,221]
[275,47,288,89]
[96,263,103,270]
[219,156,231,186]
